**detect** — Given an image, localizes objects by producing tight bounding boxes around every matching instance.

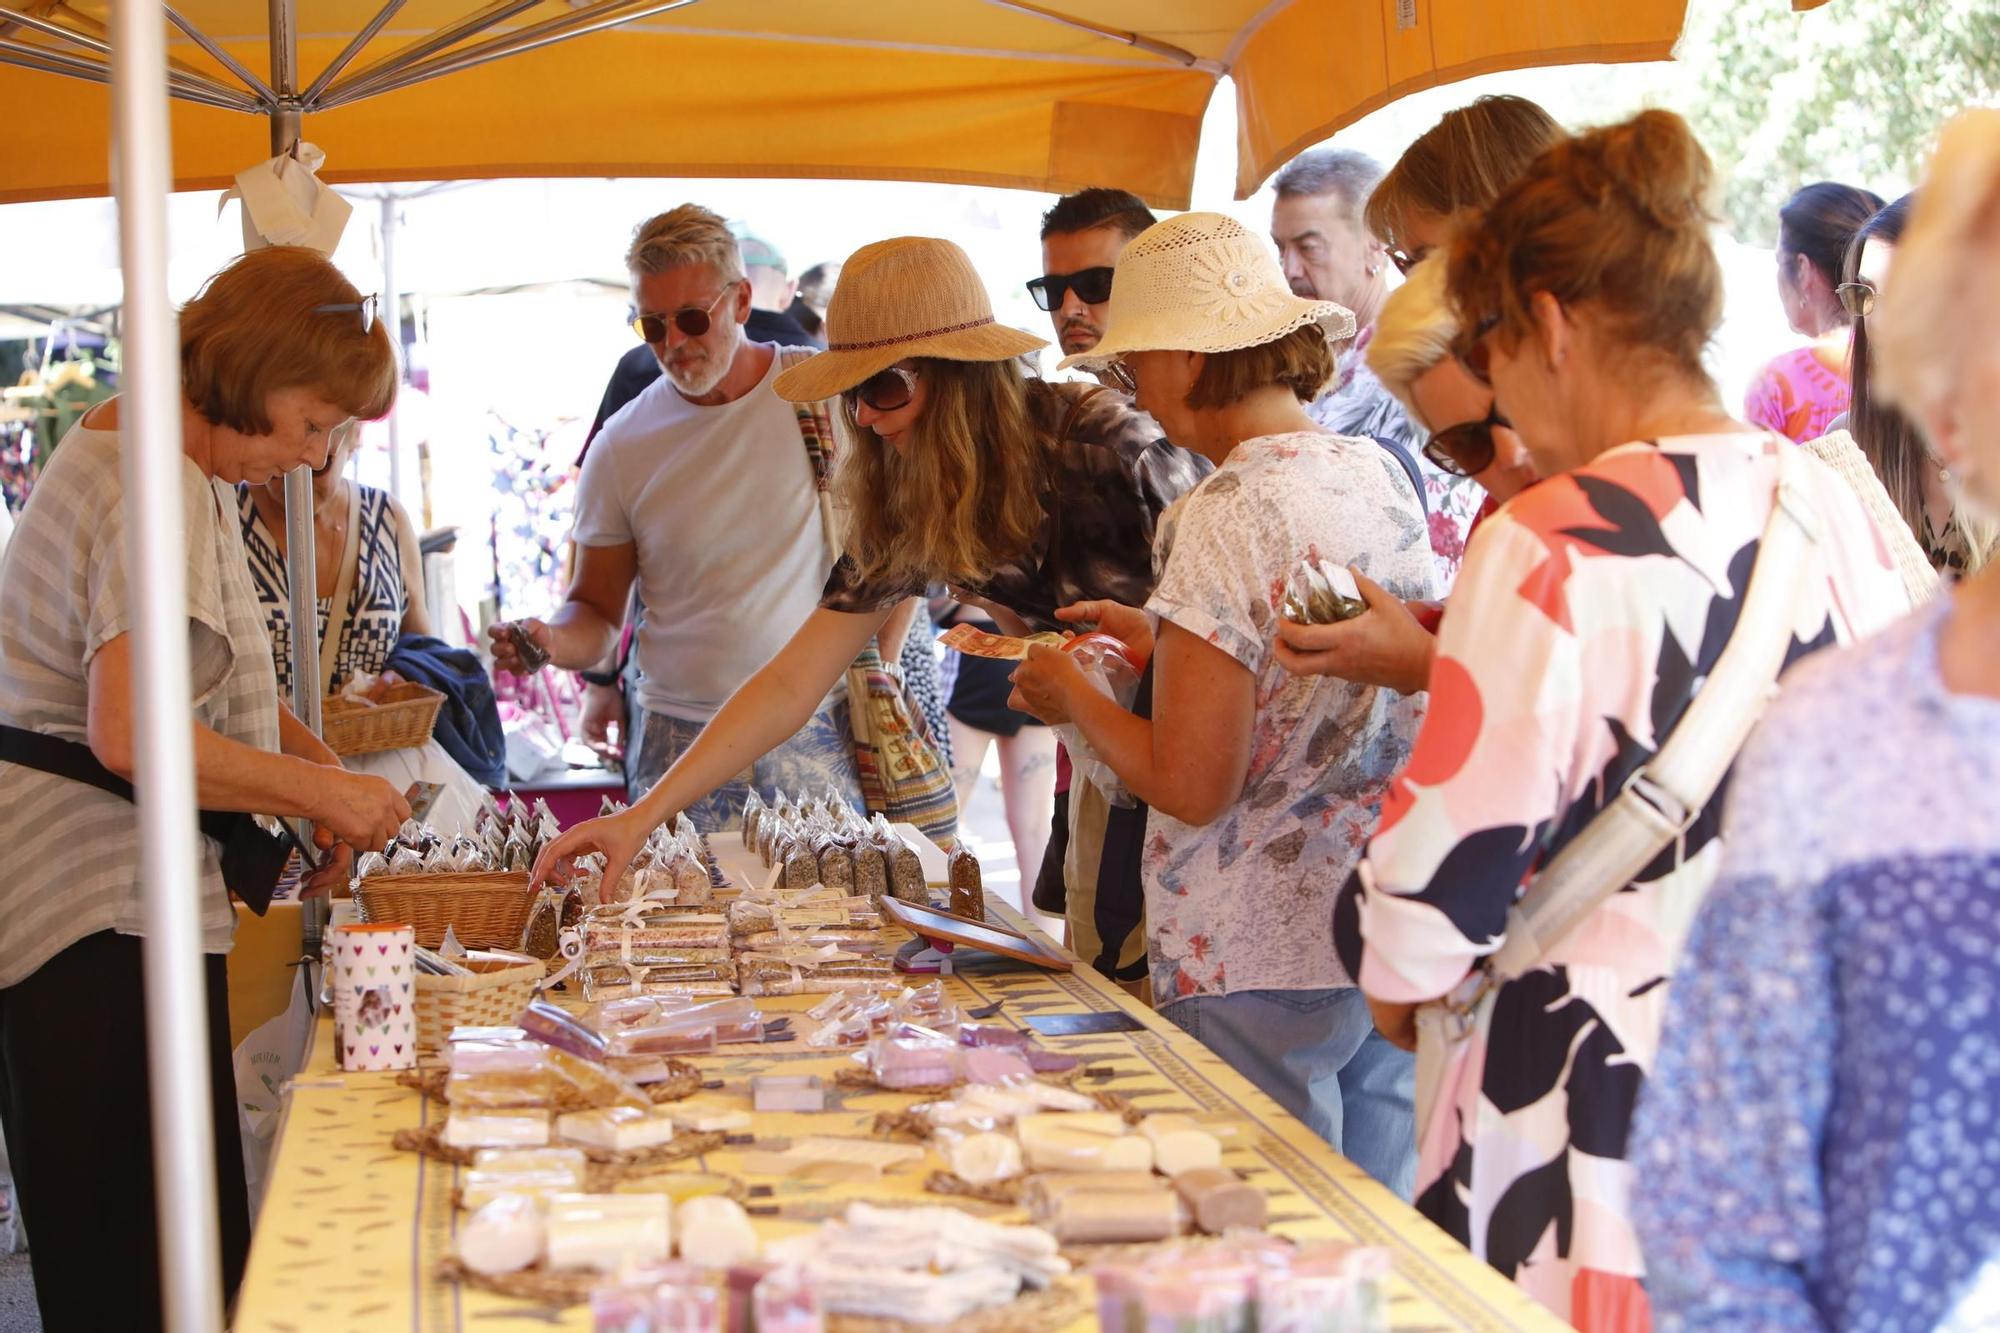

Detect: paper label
[1397,0,1418,30]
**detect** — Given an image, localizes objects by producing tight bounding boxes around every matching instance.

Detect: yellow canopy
[2,1,1689,208]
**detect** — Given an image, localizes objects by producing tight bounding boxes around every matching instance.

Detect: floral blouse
[1745,345,1851,445]
[1143,431,1435,1002]
[820,380,1209,630]
[1633,595,2000,1333]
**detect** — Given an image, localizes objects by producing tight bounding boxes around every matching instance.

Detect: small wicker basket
[322,681,444,757]
[354,872,538,950]
[413,954,545,1059]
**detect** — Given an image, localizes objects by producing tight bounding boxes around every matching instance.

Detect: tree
[1681,0,2000,243]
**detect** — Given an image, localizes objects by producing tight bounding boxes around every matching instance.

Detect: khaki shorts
[1063,780,1151,1004]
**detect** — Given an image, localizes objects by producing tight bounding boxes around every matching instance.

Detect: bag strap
[1443,443,1825,1008]
[318,480,363,698]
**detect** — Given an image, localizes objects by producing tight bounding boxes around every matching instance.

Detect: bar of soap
[670,1101,752,1134]
[442,1108,550,1149]
[1044,1188,1183,1244]
[457,1195,545,1276]
[1143,1127,1222,1176]
[1172,1167,1269,1234]
[961,1047,1033,1085]
[1016,1112,1128,1140]
[556,1105,677,1151]
[1018,1122,1153,1174]
[675,1195,760,1268]
[947,1131,1024,1185]
[447,1038,547,1076]
[751,1074,827,1113]
[544,1193,671,1272]
[1023,1170,1163,1212]
[461,1167,584,1210]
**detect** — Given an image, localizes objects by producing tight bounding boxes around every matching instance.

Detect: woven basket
[355,872,537,950]
[412,955,544,1059]
[322,681,444,757]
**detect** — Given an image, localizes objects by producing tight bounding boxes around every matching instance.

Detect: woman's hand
[1009,643,1088,726]
[312,769,411,851]
[946,588,1031,639]
[1273,570,1435,696]
[1367,995,1419,1053]
[1054,599,1154,669]
[532,809,653,905]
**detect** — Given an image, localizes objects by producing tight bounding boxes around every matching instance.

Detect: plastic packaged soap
[520,998,611,1063]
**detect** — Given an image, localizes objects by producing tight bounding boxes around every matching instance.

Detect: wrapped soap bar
[608,1024,717,1059]
[457,1195,546,1276]
[1044,1188,1184,1245]
[960,1046,1034,1085]
[1137,1116,1224,1176]
[521,999,610,1063]
[1023,1171,1163,1218]
[946,1130,1023,1185]
[669,1100,752,1134]
[1171,1167,1267,1235]
[442,1108,551,1149]
[868,1028,960,1089]
[1017,1114,1153,1173]
[557,1104,678,1151]
[750,1265,822,1333]
[947,847,982,919]
[675,1195,760,1268]
[462,1165,588,1210]
[448,1037,547,1076]
[545,1194,672,1272]
[447,1067,556,1109]
[547,1048,652,1110]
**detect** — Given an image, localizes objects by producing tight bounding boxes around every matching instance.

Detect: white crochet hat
[1058,211,1354,372]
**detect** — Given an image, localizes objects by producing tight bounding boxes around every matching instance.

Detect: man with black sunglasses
[1030,188,1157,357]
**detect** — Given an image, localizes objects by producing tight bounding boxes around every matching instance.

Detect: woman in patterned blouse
[1332,111,1913,1330]
[1633,109,2000,1333]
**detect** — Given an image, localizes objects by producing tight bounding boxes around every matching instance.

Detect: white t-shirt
[573,345,833,721]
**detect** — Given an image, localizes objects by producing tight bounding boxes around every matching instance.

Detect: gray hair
[626,203,745,283]
[1273,148,1386,214]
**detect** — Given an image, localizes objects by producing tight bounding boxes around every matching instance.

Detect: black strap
[0,723,279,915]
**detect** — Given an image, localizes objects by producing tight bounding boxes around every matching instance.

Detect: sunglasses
[315,292,379,335]
[1387,244,1431,277]
[1837,280,1877,319]
[1423,403,1510,478]
[842,365,918,415]
[630,281,740,344]
[1026,266,1115,312]
[1454,313,1502,387]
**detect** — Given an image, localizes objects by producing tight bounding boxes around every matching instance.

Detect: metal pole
[109,3,225,1329]
[382,194,404,507]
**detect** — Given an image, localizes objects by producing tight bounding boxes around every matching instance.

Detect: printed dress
[1745,345,1851,444]
[1333,433,1911,1329]
[239,483,411,697]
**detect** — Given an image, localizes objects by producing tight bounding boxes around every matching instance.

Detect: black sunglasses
[1388,244,1431,277]
[842,365,918,415]
[630,281,740,344]
[1837,280,1877,319]
[1026,266,1115,312]
[1454,313,1502,387]
[315,292,379,334]
[1424,403,1510,477]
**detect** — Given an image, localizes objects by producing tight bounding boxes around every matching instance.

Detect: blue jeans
[628,698,864,833]
[1161,987,1416,1200]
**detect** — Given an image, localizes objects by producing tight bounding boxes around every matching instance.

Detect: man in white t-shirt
[489,204,863,827]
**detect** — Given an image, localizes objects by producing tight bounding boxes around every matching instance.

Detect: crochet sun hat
[1057,211,1354,373]
[773,236,1047,403]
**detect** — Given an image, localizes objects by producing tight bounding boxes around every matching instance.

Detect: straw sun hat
[773,236,1047,402]
[1058,212,1354,373]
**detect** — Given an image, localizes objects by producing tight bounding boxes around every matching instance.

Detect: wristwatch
[579,668,620,687]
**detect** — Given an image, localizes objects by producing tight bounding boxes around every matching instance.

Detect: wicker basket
[354,872,538,950]
[413,954,544,1059]
[322,682,444,757]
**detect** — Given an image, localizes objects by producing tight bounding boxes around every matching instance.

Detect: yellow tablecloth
[233,903,1562,1332]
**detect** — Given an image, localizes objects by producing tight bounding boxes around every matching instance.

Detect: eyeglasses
[1101,360,1136,395]
[1026,266,1115,312]
[630,281,740,344]
[315,293,379,335]
[1423,403,1510,477]
[1454,313,1502,387]
[1837,280,1877,319]
[842,365,918,414]
[1387,244,1431,277]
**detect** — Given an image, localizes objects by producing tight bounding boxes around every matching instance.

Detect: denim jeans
[1161,987,1416,1200]
[627,698,864,833]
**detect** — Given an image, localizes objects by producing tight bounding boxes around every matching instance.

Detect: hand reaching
[531,808,652,905]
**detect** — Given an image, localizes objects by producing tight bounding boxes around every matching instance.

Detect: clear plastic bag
[1051,635,1143,809]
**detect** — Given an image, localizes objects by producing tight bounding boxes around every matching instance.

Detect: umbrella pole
[382,194,404,508]
[111,2,225,1328]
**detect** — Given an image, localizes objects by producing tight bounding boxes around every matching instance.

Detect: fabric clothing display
[0,424,279,989]
[382,635,509,789]
[1143,432,1434,1003]
[575,345,836,722]
[1745,345,1851,444]
[1334,432,1912,1329]
[626,697,863,831]
[1633,597,2000,1333]
[821,380,1209,626]
[239,482,413,698]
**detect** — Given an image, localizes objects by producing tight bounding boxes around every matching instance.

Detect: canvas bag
[781,349,959,848]
[1397,443,1823,1141]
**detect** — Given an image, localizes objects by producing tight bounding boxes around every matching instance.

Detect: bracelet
[579,669,620,687]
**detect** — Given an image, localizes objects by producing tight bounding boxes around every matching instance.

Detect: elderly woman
[1009,212,1436,1195]
[1333,111,1913,1329]
[1632,110,2000,1333]
[0,246,411,1330]
[1744,182,1884,443]
[1275,255,1539,696]
[533,237,1208,985]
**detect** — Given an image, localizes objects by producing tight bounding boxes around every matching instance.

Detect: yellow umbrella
[3,0,1688,208]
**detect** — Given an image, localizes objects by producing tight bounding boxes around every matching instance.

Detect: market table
[233,900,1562,1332]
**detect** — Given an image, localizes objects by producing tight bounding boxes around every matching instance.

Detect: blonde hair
[1365,95,1567,248]
[833,359,1047,589]
[625,204,744,282]
[1366,254,1456,425]
[180,246,397,433]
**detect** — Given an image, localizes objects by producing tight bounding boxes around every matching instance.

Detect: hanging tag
[1397,0,1418,30]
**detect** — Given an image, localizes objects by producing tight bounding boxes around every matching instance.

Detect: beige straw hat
[1058,212,1354,372]
[773,236,1047,402]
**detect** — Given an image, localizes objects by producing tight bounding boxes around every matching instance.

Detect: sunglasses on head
[1387,244,1431,277]
[1424,403,1510,478]
[1101,359,1136,395]
[1837,280,1877,320]
[842,365,918,415]
[630,280,740,344]
[1026,266,1115,312]
[1454,312,1502,387]
[315,292,379,335]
